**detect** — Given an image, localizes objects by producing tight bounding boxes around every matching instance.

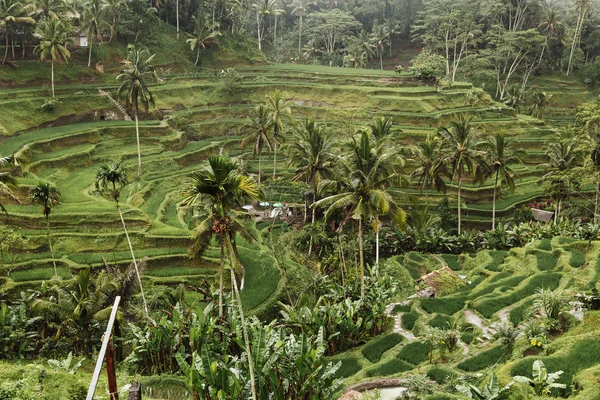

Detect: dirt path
[386,302,417,342]
[464,310,496,339]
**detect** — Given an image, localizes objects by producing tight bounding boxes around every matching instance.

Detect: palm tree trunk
[88,36,93,68]
[308,206,316,258]
[3,32,8,63]
[375,222,380,269]
[272,142,277,180]
[51,59,55,98]
[257,13,262,51]
[257,153,262,185]
[457,173,462,235]
[47,220,58,277]
[567,11,584,76]
[118,205,149,316]
[135,106,142,178]
[358,218,365,298]
[380,50,383,71]
[219,238,224,318]
[176,0,179,39]
[195,47,200,65]
[298,11,303,57]
[555,198,561,225]
[229,264,257,400]
[492,169,498,230]
[338,233,346,287]
[595,181,600,224]
[274,14,277,48]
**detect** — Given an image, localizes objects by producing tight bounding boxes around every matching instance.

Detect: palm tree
[116,44,159,178]
[265,89,293,180]
[30,0,73,19]
[410,134,447,199]
[352,29,375,62]
[484,133,525,230]
[271,0,284,48]
[315,130,402,297]
[290,0,315,57]
[530,90,552,120]
[437,115,488,234]
[567,0,592,76]
[371,24,390,71]
[186,13,220,66]
[288,118,335,256]
[241,104,273,185]
[538,7,563,62]
[539,139,583,223]
[369,116,395,141]
[181,155,260,399]
[0,154,19,213]
[0,0,35,63]
[252,0,277,51]
[30,182,60,277]
[95,161,148,316]
[33,18,73,98]
[101,0,126,41]
[81,0,109,68]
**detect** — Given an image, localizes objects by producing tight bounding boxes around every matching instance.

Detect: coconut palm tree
[567,0,592,76]
[33,18,73,98]
[241,104,273,185]
[352,29,375,62]
[539,139,583,223]
[530,90,552,120]
[265,89,293,180]
[30,0,74,19]
[371,24,390,71]
[186,13,220,66]
[116,44,159,178]
[315,130,403,297]
[538,6,563,62]
[101,0,125,41]
[181,155,260,399]
[95,160,148,316]
[437,115,488,234]
[484,133,525,230]
[410,134,447,200]
[252,0,277,51]
[369,116,395,141]
[290,0,315,57]
[81,0,109,68]
[0,0,35,63]
[30,182,60,277]
[288,118,335,256]
[0,154,18,213]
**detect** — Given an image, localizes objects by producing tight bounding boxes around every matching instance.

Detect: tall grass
[360,333,404,363]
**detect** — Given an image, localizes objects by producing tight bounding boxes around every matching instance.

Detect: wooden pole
[106,338,119,400]
[86,296,121,400]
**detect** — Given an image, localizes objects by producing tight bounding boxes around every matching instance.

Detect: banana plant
[513,360,566,396]
[457,373,513,399]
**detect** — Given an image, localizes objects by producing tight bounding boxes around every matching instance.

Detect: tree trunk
[272,141,277,180]
[375,221,380,269]
[567,12,584,76]
[358,218,365,298]
[47,219,58,277]
[51,59,55,98]
[308,205,316,258]
[194,46,200,65]
[219,238,224,318]
[135,106,141,178]
[298,11,303,57]
[492,169,498,230]
[257,13,262,51]
[3,32,8,63]
[118,205,148,316]
[106,338,119,400]
[274,13,277,48]
[457,172,462,235]
[88,36,93,68]
[10,36,14,60]
[555,198,561,225]
[230,267,257,400]
[176,0,179,39]
[257,152,262,185]
[595,181,600,224]
[380,50,383,71]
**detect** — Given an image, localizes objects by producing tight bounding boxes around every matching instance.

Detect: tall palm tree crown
[410,134,447,198]
[33,18,72,98]
[95,161,128,203]
[241,104,274,185]
[437,115,488,234]
[484,133,525,229]
[0,154,18,213]
[116,44,159,178]
[266,89,292,179]
[30,181,60,220]
[186,13,221,66]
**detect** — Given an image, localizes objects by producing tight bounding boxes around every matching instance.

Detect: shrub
[428,314,452,329]
[426,367,456,384]
[456,345,506,371]
[396,341,431,365]
[569,249,586,268]
[333,357,362,378]
[421,296,466,315]
[361,333,404,363]
[461,331,474,344]
[365,359,414,377]
[402,312,419,330]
